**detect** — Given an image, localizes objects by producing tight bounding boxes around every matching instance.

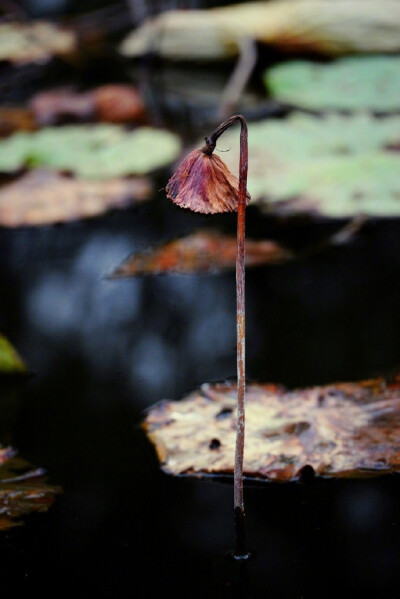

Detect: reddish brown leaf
[92,85,146,124]
[0,447,61,531]
[144,376,400,482]
[30,89,94,127]
[110,229,290,276]
[0,107,36,137]
[0,169,152,227]
[30,85,146,127]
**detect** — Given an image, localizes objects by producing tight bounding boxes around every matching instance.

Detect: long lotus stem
[206,115,248,557]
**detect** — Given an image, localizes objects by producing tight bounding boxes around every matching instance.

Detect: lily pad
[0,169,152,227]
[265,56,400,112]
[0,125,181,178]
[0,446,61,530]
[110,229,290,277]
[220,112,400,218]
[30,85,146,126]
[120,0,400,61]
[0,21,76,66]
[0,334,26,374]
[144,376,400,482]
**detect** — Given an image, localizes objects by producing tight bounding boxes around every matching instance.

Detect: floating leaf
[265,56,400,112]
[220,113,400,218]
[0,334,26,374]
[0,21,76,66]
[0,125,181,178]
[0,107,36,137]
[0,446,61,530]
[120,0,400,61]
[0,169,152,227]
[30,85,146,127]
[144,376,400,482]
[111,229,290,277]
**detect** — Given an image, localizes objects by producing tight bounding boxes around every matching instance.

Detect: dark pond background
[2,1,400,597]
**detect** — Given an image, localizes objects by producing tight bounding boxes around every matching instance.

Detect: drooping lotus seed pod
[165,145,250,214]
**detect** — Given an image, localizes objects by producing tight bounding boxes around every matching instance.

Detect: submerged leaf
[0,169,152,227]
[221,113,400,218]
[0,21,76,66]
[0,125,181,178]
[111,230,290,277]
[0,447,61,530]
[266,56,400,112]
[144,376,400,482]
[120,0,400,61]
[0,334,26,373]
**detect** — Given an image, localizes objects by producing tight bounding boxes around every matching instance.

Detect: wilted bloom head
[165,141,250,214]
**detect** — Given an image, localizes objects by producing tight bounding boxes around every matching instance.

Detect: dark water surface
[2,198,400,597]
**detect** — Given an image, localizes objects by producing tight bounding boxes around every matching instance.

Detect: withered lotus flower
[166,144,250,214]
[165,115,249,558]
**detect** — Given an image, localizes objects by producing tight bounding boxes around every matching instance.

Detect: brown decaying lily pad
[0,107,36,137]
[30,85,146,126]
[0,446,61,531]
[144,376,400,482]
[111,229,290,277]
[0,169,152,227]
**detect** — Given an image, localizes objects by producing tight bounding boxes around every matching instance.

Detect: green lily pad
[265,56,400,112]
[0,334,26,374]
[0,125,181,178]
[220,112,400,218]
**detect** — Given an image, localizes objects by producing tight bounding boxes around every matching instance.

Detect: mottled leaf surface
[0,169,152,227]
[0,334,26,373]
[144,377,400,482]
[265,56,400,112]
[0,447,61,531]
[0,125,181,178]
[111,230,290,277]
[221,113,400,218]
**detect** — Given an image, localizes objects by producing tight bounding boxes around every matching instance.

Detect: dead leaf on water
[0,446,61,531]
[144,376,400,482]
[30,85,146,126]
[0,107,36,137]
[110,229,290,277]
[0,169,152,227]
[0,21,76,66]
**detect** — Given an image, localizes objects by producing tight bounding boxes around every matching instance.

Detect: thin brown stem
[205,115,248,557]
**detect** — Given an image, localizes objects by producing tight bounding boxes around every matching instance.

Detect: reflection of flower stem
[204,115,248,557]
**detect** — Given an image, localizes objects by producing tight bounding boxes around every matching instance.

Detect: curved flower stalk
[166,115,249,557]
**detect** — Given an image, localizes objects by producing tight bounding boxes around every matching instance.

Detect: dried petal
[166,148,250,214]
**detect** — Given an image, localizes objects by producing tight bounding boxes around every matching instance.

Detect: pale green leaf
[0,125,181,178]
[265,56,400,112]
[220,113,400,218]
